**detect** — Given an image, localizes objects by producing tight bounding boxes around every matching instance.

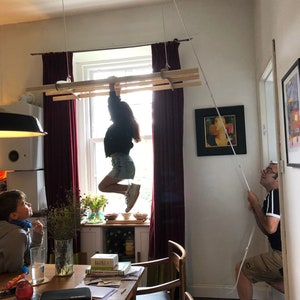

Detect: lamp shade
[0,112,47,138]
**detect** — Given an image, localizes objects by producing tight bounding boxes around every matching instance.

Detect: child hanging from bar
[98,79,141,212]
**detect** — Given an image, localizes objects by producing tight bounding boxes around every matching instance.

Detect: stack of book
[90,254,119,269]
[85,261,132,277]
[86,253,131,277]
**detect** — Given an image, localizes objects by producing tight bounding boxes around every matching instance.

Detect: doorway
[259,61,285,300]
[259,60,278,166]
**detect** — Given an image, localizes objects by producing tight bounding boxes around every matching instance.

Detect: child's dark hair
[0,190,26,221]
[109,101,141,142]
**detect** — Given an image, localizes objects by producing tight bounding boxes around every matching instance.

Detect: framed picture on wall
[282,58,300,167]
[195,105,247,156]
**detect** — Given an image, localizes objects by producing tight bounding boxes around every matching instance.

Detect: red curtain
[42,52,80,253]
[149,41,185,259]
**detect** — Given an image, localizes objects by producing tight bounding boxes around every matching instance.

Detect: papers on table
[78,265,143,299]
[121,266,144,281]
[84,277,121,288]
[76,282,116,299]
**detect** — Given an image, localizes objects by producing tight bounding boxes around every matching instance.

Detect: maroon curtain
[42,52,80,253]
[149,41,185,259]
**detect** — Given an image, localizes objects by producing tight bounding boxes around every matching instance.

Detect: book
[89,265,118,271]
[90,253,118,268]
[86,261,132,277]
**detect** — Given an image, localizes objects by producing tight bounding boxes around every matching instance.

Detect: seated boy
[0,190,44,273]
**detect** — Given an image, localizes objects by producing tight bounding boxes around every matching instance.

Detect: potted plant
[47,189,82,276]
[81,193,108,223]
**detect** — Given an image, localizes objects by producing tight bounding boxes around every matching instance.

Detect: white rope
[161,3,170,70]
[172,0,250,191]
[61,0,71,82]
[232,224,256,291]
[172,0,253,291]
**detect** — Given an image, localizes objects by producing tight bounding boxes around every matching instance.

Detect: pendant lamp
[0,112,47,138]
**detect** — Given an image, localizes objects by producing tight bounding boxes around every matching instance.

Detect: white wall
[0,0,269,298]
[255,1,300,299]
[181,1,267,298]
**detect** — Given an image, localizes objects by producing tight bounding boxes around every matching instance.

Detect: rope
[61,0,71,82]
[232,225,256,291]
[172,0,253,291]
[161,3,170,70]
[172,0,250,191]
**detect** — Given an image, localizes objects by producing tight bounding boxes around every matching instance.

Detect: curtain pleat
[149,41,185,259]
[42,52,80,254]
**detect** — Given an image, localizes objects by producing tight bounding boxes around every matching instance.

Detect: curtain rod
[30,38,192,56]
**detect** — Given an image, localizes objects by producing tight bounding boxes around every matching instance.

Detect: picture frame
[281,58,300,167]
[195,105,247,156]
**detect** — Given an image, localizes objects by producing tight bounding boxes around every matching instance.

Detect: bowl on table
[121,213,132,221]
[104,213,118,221]
[133,212,148,221]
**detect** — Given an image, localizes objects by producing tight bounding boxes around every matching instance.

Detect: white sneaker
[125,184,141,212]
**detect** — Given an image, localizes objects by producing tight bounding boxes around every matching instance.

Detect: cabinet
[80,226,103,262]
[135,227,150,263]
[80,223,149,264]
[81,223,149,286]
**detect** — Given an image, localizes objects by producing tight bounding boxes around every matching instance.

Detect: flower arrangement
[47,189,82,240]
[81,193,108,212]
[47,189,82,277]
[81,193,108,223]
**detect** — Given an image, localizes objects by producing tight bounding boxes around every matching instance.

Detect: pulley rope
[161,3,170,70]
[61,0,71,83]
[172,0,250,190]
[172,0,255,292]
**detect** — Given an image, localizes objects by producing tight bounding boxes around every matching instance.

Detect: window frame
[74,47,153,214]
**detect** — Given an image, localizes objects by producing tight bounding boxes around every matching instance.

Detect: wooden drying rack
[25,68,201,101]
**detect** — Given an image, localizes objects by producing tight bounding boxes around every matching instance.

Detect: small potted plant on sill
[81,193,108,224]
[47,189,82,276]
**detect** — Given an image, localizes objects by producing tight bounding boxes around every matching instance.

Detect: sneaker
[125,184,141,212]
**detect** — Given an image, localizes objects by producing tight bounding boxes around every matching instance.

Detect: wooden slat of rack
[52,80,200,101]
[26,68,200,96]
[73,74,199,93]
[45,73,200,96]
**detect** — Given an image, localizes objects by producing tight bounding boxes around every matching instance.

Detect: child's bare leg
[98,176,128,194]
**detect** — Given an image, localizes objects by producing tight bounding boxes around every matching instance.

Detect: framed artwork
[281,58,300,167]
[195,105,247,156]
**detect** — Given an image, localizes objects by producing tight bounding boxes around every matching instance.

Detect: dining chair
[131,240,186,300]
[184,291,194,300]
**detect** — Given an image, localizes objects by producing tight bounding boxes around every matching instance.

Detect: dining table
[0,264,144,300]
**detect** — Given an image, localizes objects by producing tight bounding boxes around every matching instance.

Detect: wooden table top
[0,264,144,300]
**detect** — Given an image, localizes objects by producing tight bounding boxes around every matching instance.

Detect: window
[74,46,153,214]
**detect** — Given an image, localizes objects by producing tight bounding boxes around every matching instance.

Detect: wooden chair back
[132,240,186,300]
[184,291,194,300]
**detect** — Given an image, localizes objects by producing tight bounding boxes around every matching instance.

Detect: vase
[54,239,73,276]
[87,208,105,223]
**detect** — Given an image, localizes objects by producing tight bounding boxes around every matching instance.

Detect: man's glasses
[262,167,277,175]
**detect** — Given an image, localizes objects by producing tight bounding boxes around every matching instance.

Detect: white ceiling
[0,0,170,26]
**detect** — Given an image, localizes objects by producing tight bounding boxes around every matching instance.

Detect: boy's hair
[0,190,26,221]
